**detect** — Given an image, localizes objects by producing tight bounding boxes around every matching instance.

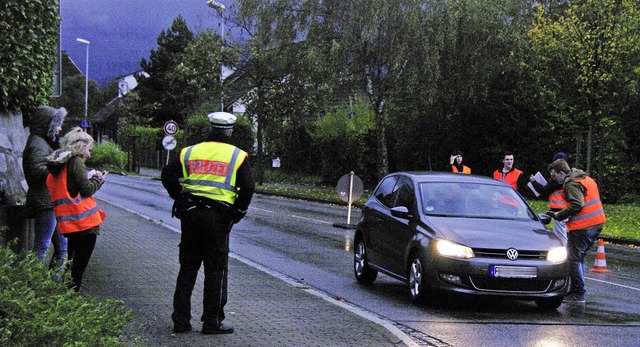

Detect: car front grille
[473,248,547,260]
[469,276,553,293]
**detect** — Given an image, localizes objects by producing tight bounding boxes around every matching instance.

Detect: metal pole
[76,38,90,130]
[347,171,354,225]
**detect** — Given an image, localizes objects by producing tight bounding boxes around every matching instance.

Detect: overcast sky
[61,0,230,86]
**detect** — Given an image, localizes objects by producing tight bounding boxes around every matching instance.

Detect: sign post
[163,121,179,164]
[333,171,363,229]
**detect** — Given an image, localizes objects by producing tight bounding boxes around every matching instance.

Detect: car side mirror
[391,206,412,219]
[538,213,552,225]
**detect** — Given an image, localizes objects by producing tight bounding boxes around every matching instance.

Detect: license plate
[490,265,537,278]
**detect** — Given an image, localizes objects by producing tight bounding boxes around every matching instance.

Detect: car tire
[535,297,563,310]
[354,236,378,284]
[408,252,434,305]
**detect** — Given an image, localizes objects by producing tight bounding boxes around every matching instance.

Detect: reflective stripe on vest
[563,176,606,230]
[180,142,247,205]
[493,169,522,190]
[548,189,568,210]
[46,166,103,234]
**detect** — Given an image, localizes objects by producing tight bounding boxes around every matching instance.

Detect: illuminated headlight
[436,240,474,259]
[547,246,568,263]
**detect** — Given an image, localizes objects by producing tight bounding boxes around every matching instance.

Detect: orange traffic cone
[589,239,613,273]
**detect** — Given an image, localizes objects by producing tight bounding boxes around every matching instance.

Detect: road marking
[586,276,640,291]
[250,207,334,225]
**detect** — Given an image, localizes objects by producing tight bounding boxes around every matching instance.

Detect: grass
[256,176,640,243]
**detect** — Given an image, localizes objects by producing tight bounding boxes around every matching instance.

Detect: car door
[365,175,399,266]
[384,177,417,276]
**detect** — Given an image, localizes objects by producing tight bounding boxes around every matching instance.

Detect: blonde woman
[46,127,107,292]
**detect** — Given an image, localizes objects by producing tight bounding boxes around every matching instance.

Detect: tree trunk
[586,121,594,175]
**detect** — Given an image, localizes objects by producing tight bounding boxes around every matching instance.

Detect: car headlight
[436,240,474,259]
[547,246,567,263]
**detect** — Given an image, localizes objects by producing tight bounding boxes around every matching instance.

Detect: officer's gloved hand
[172,198,185,219]
[545,210,557,220]
[233,209,247,224]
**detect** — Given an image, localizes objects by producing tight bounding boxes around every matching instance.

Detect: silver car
[354,172,568,309]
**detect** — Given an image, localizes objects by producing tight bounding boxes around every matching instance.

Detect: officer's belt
[183,194,232,212]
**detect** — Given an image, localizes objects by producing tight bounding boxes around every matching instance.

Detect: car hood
[425,216,562,250]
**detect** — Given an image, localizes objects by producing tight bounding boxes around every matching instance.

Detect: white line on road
[250,207,334,225]
[586,276,640,291]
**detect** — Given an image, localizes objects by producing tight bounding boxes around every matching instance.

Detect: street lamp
[76,38,90,130]
[207,0,226,111]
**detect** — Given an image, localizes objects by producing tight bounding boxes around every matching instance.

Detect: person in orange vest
[493,152,527,192]
[528,152,569,240]
[46,127,107,292]
[449,149,471,174]
[546,159,606,303]
[162,112,255,335]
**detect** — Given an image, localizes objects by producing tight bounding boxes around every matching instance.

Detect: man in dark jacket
[161,112,255,335]
[23,106,67,272]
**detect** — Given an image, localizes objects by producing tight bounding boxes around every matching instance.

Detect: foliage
[134,15,196,126]
[0,1,60,113]
[86,140,128,171]
[0,247,133,346]
[311,97,379,185]
[183,104,255,154]
[528,0,640,175]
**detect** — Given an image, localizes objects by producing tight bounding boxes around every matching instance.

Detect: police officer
[161,112,255,334]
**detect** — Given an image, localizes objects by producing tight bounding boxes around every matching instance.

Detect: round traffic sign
[162,135,177,150]
[163,120,179,135]
[336,172,363,203]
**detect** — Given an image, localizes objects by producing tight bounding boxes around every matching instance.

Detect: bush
[87,140,128,171]
[0,247,133,346]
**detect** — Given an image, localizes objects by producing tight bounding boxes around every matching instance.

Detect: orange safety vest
[562,176,606,231]
[46,166,104,234]
[452,165,471,174]
[548,189,568,210]
[493,168,523,190]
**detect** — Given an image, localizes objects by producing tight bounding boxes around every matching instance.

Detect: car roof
[389,171,511,187]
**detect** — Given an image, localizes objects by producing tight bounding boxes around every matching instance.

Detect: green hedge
[86,140,128,171]
[0,1,59,113]
[0,247,133,346]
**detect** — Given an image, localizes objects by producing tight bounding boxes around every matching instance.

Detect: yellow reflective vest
[180,142,248,205]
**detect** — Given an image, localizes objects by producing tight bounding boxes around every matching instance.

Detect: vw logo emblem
[506,248,519,260]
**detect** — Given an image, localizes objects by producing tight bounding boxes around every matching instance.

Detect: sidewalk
[83,199,410,346]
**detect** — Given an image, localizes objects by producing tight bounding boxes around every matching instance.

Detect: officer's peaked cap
[208,112,236,129]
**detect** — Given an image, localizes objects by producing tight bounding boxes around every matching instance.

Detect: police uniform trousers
[172,203,232,329]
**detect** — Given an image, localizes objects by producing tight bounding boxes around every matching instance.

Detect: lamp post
[207,0,226,111]
[76,38,90,130]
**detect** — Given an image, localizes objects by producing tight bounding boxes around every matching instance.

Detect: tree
[529,0,640,176]
[135,15,195,127]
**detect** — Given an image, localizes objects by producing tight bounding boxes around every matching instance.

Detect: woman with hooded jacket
[47,127,107,291]
[23,106,68,271]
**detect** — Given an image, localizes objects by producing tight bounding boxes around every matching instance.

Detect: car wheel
[535,297,563,310]
[408,252,433,304]
[354,237,378,284]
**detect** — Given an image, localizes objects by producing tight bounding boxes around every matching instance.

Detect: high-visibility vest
[562,176,606,231]
[548,189,568,210]
[180,142,248,205]
[493,168,523,190]
[46,166,104,234]
[452,165,471,174]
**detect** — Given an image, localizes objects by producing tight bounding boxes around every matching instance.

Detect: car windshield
[419,182,536,220]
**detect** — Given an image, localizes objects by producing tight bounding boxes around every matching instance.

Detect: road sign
[163,120,179,135]
[336,172,364,226]
[162,135,177,150]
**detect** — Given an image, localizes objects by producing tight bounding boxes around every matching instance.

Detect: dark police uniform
[161,112,255,334]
